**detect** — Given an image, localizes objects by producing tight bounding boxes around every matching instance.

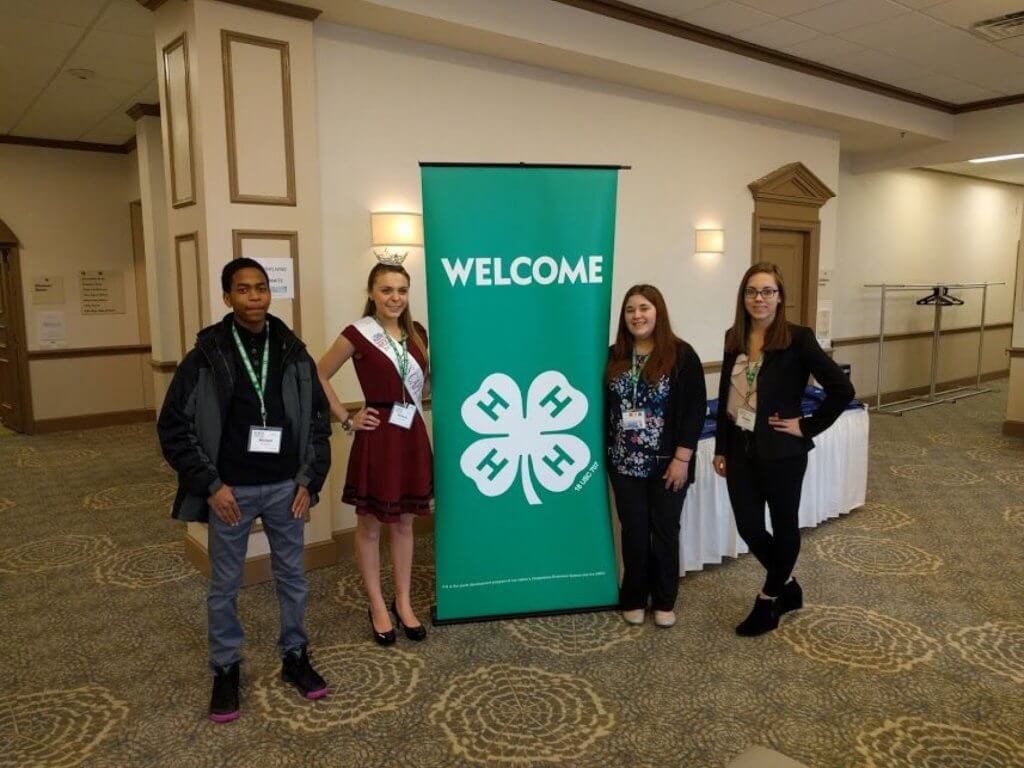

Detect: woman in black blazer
[713,262,853,636]
[606,285,707,628]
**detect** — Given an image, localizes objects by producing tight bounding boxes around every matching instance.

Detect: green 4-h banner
[421,163,622,623]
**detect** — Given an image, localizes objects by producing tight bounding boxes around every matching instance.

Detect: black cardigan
[607,340,708,482]
[714,323,854,460]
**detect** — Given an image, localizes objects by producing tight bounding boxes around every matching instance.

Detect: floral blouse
[607,361,671,478]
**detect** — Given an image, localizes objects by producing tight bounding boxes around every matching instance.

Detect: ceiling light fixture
[968,153,1024,164]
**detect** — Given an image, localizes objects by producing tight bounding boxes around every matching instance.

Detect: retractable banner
[421,164,622,623]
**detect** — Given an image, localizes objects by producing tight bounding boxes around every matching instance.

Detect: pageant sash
[352,315,425,417]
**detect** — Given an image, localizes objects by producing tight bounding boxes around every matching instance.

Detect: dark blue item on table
[701,385,863,440]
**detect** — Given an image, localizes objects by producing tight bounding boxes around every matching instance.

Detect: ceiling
[627,0,1024,105]
[0,0,157,145]
[0,0,1022,185]
[927,156,1024,183]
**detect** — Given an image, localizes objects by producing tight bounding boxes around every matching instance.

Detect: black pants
[725,425,808,597]
[609,468,689,612]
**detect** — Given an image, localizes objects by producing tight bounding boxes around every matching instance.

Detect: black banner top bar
[419,162,631,170]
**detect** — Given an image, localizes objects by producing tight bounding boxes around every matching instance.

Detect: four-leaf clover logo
[460,371,591,505]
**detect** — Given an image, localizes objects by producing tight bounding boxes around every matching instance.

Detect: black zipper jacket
[157,313,332,522]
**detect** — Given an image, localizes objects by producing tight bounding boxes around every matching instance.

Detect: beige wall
[30,354,153,420]
[834,167,1021,338]
[315,22,843,531]
[0,143,151,422]
[314,23,841,405]
[832,166,1022,397]
[0,144,143,350]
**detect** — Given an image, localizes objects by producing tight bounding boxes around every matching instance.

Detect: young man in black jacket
[158,258,332,723]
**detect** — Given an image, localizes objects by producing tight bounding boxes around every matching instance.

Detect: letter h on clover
[460,372,591,505]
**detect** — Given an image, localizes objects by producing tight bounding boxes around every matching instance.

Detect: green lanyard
[629,349,648,408]
[744,358,761,406]
[383,330,409,404]
[231,323,270,426]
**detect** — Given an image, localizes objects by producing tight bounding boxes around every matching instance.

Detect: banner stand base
[430,602,620,627]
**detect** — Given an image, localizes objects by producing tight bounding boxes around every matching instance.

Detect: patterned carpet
[1,384,1022,768]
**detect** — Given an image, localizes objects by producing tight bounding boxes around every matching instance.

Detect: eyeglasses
[744,288,779,299]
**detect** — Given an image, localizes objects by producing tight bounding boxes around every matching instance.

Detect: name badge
[621,409,647,431]
[389,403,416,429]
[248,426,283,454]
[736,407,756,432]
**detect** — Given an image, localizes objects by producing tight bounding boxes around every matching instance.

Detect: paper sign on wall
[254,257,294,299]
[816,299,833,349]
[37,310,66,348]
[79,270,126,315]
[32,276,65,305]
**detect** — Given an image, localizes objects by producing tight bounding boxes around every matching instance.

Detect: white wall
[315,23,841,402]
[0,144,143,350]
[834,167,1022,339]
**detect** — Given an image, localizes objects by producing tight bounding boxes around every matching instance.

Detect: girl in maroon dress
[317,264,433,645]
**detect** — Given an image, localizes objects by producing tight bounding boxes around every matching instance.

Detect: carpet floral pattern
[0,384,1021,767]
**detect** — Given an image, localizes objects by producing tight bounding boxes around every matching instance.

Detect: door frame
[0,218,34,433]
[748,162,835,331]
[751,220,816,327]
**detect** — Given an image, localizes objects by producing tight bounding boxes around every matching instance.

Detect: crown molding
[135,0,320,19]
[0,134,131,154]
[127,102,161,121]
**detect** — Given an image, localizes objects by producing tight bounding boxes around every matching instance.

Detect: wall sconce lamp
[370,211,423,265]
[695,229,724,254]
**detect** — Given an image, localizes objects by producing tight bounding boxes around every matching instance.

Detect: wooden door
[759,229,807,325]
[0,246,27,432]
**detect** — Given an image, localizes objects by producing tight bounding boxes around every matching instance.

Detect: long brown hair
[724,261,792,355]
[362,263,428,361]
[606,284,680,384]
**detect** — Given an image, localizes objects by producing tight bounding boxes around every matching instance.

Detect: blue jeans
[207,480,309,669]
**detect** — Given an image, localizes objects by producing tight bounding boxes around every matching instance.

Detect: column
[145,0,334,584]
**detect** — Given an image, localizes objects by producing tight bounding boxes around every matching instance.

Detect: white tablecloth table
[680,407,869,575]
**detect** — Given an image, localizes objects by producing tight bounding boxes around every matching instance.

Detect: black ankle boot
[778,578,803,615]
[735,596,780,637]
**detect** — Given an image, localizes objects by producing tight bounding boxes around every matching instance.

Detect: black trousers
[725,425,808,596]
[609,468,689,612]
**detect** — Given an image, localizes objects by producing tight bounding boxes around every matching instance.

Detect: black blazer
[607,340,708,483]
[714,323,854,460]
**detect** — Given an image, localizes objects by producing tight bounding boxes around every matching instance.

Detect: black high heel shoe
[368,607,396,646]
[390,599,427,642]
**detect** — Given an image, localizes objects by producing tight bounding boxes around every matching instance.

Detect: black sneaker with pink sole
[209,662,241,724]
[281,646,328,700]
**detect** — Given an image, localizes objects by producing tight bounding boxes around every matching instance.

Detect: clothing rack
[862,282,1004,415]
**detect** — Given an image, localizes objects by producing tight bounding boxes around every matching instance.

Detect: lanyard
[231,323,270,426]
[744,358,761,406]
[629,349,648,408]
[383,330,409,404]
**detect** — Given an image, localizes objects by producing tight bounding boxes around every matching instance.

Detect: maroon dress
[341,321,433,523]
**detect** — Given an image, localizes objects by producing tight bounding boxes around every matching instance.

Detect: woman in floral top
[606,285,707,628]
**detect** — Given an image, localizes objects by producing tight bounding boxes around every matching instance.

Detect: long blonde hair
[362,263,428,360]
